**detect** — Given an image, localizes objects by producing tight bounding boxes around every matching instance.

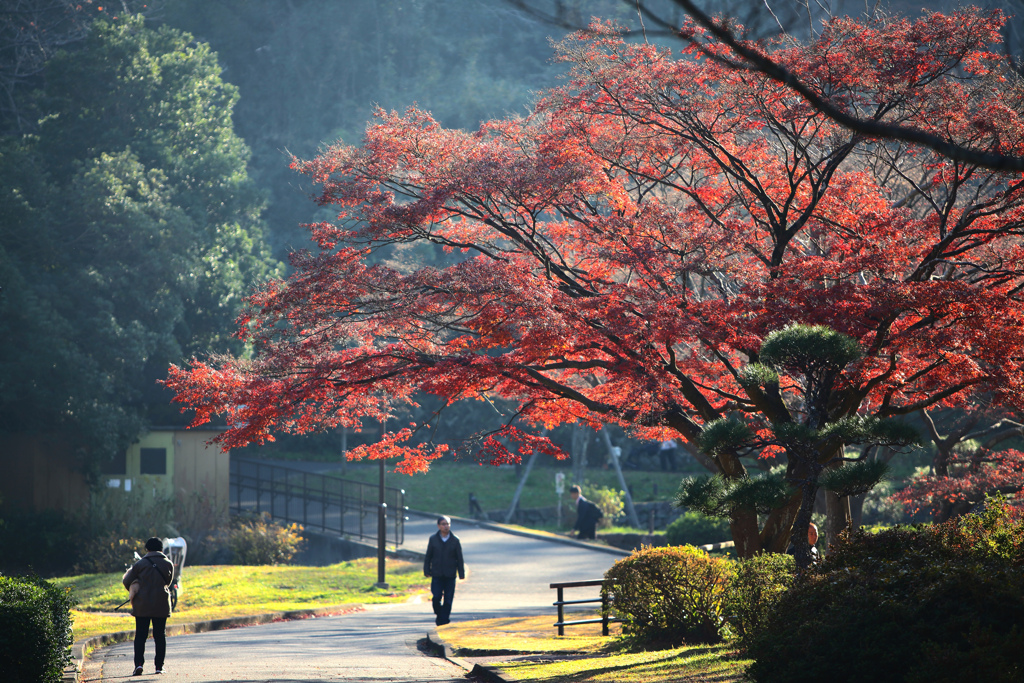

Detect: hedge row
[0,574,74,683]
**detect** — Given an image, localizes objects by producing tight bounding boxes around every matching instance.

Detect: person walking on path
[658,439,678,472]
[569,485,603,540]
[122,537,174,676]
[423,515,465,626]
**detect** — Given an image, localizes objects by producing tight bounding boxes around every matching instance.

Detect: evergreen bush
[603,545,734,644]
[0,574,74,683]
[745,498,1024,683]
[665,511,732,546]
[724,552,795,642]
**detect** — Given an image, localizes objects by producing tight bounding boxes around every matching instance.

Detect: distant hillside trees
[157,0,631,258]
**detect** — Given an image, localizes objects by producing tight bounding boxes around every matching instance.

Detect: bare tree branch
[647,0,1024,172]
[506,0,1024,172]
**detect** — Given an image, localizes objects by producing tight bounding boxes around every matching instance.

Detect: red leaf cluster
[893,449,1024,515]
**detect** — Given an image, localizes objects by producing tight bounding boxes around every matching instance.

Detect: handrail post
[342,479,350,536]
[601,584,609,636]
[255,463,262,514]
[557,586,565,636]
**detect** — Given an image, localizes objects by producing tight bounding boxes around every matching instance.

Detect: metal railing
[550,579,621,636]
[230,458,406,546]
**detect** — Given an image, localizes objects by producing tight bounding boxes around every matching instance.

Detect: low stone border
[425,628,513,683]
[64,604,363,682]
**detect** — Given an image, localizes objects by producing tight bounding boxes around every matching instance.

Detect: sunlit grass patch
[54,558,428,641]
[498,643,747,682]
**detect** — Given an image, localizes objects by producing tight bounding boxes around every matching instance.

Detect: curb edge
[425,628,514,683]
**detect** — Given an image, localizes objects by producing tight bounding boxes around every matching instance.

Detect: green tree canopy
[0,16,279,471]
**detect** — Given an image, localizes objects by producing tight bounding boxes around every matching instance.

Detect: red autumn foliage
[166,10,1024,552]
[893,448,1024,516]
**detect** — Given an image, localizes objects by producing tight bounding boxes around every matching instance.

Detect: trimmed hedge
[745,499,1024,683]
[0,574,74,683]
[604,545,734,644]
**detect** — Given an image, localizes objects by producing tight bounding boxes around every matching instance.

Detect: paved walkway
[83,515,623,682]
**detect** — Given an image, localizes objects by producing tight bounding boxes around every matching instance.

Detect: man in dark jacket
[569,485,603,540]
[423,515,465,626]
[122,537,174,676]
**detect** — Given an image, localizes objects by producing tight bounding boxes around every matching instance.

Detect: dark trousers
[134,616,167,669]
[431,576,456,626]
[659,448,677,471]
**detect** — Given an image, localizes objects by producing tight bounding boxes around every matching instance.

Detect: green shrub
[75,533,142,574]
[665,511,732,546]
[586,484,625,529]
[0,574,74,682]
[745,498,1024,683]
[226,513,305,565]
[603,545,734,644]
[724,552,795,642]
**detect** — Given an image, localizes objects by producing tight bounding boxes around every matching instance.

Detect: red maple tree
[892,408,1024,520]
[167,9,1024,556]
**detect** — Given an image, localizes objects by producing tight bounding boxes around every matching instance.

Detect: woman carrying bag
[122,537,174,675]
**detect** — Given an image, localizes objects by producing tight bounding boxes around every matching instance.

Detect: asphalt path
[83,515,622,682]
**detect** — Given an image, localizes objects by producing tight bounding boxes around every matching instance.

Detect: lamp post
[374,456,389,589]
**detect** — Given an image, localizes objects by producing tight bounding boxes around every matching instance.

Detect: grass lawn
[53,558,428,641]
[438,613,749,682]
[335,461,700,518]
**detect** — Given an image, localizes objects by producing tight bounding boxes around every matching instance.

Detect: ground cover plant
[438,613,747,683]
[54,558,427,641]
